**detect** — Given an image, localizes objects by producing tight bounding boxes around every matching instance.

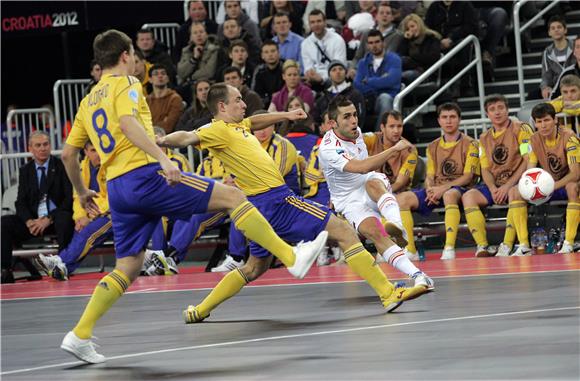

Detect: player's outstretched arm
[343,139,412,174]
[249,109,307,131]
[158,130,200,148]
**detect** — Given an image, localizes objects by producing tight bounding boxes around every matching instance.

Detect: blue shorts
[412,186,467,216]
[305,182,331,207]
[474,184,495,206]
[548,187,567,201]
[247,185,332,258]
[107,164,215,258]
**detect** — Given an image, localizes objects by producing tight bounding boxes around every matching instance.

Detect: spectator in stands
[252,40,285,108]
[550,74,580,133]
[363,110,418,194]
[269,60,315,112]
[553,36,580,99]
[134,49,152,95]
[146,65,184,133]
[505,103,580,255]
[540,16,576,100]
[219,18,261,68]
[301,9,347,91]
[1,131,74,283]
[277,96,308,136]
[175,79,212,132]
[313,60,366,128]
[223,66,262,117]
[252,109,301,195]
[177,22,220,90]
[354,29,402,130]
[425,0,479,97]
[272,12,304,68]
[341,1,378,51]
[216,0,260,25]
[34,141,113,280]
[218,0,261,45]
[472,3,509,82]
[302,0,348,35]
[396,103,480,260]
[216,39,255,85]
[174,0,218,63]
[282,97,318,165]
[397,13,442,85]
[85,60,102,94]
[136,28,176,84]
[461,94,534,258]
[259,0,304,41]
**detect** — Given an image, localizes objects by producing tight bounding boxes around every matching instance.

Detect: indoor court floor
[1,253,579,380]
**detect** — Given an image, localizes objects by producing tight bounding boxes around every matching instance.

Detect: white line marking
[2,306,578,376]
[2,268,578,301]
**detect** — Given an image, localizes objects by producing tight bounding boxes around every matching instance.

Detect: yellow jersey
[196,154,226,179]
[195,118,285,195]
[426,136,480,178]
[72,156,109,221]
[479,122,533,169]
[167,150,191,172]
[67,73,157,181]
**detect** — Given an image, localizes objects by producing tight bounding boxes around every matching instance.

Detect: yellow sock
[464,206,488,247]
[400,209,416,253]
[197,269,248,318]
[565,202,580,243]
[503,209,516,248]
[344,243,394,300]
[444,205,461,248]
[73,269,130,339]
[231,201,294,267]
[510,200,529,246]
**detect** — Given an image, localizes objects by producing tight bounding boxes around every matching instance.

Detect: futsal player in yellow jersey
[59,29,327,364]
[159,83,429,325]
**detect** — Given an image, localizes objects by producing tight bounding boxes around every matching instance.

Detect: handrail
[394,35,485,124]
[513,0,561,106]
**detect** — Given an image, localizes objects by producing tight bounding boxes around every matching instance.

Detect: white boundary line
[2,305,578,376]
[1,268,578,302]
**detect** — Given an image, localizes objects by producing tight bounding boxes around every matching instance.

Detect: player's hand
[155,135,167,147]
[79,189,101,217]
[492,184,509,205]
[441,38,452,50]
[393,139,412,151]
[287,109,307,121]
[346,68,356,80]
[541,87,552,100]
[75,216,91,232]
[160,157,181,186]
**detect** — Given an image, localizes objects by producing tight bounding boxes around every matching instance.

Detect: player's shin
[344,243,394,300]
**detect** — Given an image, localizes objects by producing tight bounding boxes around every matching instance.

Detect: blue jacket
[354,52,402,98]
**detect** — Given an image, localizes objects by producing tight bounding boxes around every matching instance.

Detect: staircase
[412,9,580,156]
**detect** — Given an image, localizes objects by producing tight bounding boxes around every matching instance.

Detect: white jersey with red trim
[318,127,369,210]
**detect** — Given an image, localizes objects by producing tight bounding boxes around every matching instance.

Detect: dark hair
[207,83,231,115]
[261,39,278,51]
[188,0,207,12]
[309,9,326,20]
[547,15,566,30]
[228,39,248,54]
[367,29,384,41]
[273,11,291,22]
[223,66,242,78]
[328,95,354,122]
[136,28,154,38]
[90,59,100,70]
[148,64,167,77]
[484,94,509,111]
[531,103,556,120]
[437,102,462,118]
[93,29,133,70]
[380,110,403,125]
[134,48,145,60]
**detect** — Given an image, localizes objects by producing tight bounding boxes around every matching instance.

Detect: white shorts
[335,172,394,232]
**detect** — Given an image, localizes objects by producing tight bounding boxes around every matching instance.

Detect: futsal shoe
[211,254,245,272]
[512,244,532,256]
[316,247,331,266]
[147,250,173,276]
[440,246,455,260]
[411,271,435,291]
[34,254,68,280]
[384,221,408,248]
[404,248,420,261]
[183,305,209,324]
[495,243,512,257]
[475,245,494,257]
[382,282,429,312]
[287,231,328,279]
[61,331,105,364]
[166,256,179,274]
[557,241,574,254]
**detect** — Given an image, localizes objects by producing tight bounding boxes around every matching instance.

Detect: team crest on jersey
[492,144,509,165]
[441,158,458,176]
[548,153,566,179]
[128,89,139,103]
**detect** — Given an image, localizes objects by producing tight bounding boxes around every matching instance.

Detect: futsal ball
[518,168,555,205]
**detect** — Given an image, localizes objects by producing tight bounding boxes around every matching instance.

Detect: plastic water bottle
[547,228,558,253]
[532,227,548,255]
[417,233,426,261]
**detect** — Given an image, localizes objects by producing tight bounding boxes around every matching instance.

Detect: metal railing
[142,23,180,53]
[394,35,485,124]
[0,150,62,191]
[556,112,579,136]
[53,79,91,148]
[513,0,561,106]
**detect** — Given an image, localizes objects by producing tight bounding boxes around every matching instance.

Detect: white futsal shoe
[411,271,435,291]
[287,231,328,279]
[440,246,455,260]
[512,244,532,256]
[211,254,245,272]
[495,243,512,257]
[404,248,420,261]
[61,331,105,364]
[557,241,574,254]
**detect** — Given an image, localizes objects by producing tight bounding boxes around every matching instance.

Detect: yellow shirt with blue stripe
[167,150,191,172]
[196,154,226,179]
[260,133,299,178]
[67,73,157,180]
[195,118,285,195]
[73,156,109,221]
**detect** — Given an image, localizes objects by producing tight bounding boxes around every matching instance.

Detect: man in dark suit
[1,131,74,283]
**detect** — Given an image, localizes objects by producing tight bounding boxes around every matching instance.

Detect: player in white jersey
[319,96,433,289]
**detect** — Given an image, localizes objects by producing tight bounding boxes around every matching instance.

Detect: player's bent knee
[443,190,460,205]
[508,186,522,200]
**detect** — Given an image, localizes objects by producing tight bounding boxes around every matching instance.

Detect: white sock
[377,193,403,226]
[382,245,420,277]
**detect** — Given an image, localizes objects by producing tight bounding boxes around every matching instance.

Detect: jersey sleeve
[426,148,435,177]
[115,77,143,118]
[66,100,90,148]
[463,141,480,174]
[399,149,418,179]
[363,133,377,150]
[319,144,351,172]
[527,143,539,166]
[195,122,229,150]
[479,142,490,169]
[517,123,534,145]
[566,135,580,165]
